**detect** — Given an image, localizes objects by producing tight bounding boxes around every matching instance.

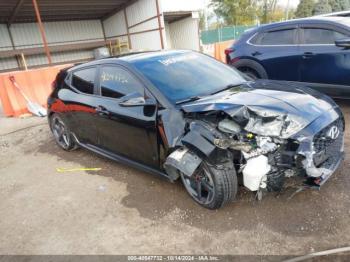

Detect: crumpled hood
[181,80,336,138]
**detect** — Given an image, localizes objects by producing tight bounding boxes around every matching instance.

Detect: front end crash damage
[293,111,345,187]
[162,98,345,197]
[164,148,202,180]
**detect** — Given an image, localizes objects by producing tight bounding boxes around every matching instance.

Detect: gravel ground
[0,100,349,256]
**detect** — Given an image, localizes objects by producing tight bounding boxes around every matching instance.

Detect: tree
[269,7,289,21]
[259,0,279,24]
[329,0,350,12]
[211,0,286,26]
[313,0,332,15]
[211,0,260,26]
[199,11,206,31]
[295,0,315,18]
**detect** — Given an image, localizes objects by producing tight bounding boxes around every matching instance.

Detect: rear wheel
[180,161,237,209]
[239,67,260,80]
[50,114,78,151]
[233,59,268,79]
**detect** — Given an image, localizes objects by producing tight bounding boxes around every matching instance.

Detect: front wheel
[180,161,237,209]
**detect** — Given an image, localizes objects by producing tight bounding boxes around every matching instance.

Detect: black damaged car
[48,50,345,209]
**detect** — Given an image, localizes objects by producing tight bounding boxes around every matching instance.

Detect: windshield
[131,51,246,104]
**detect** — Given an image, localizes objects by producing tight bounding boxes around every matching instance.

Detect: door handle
[95,105,110,116]
[252,51,262,56]
[302,52,314,59]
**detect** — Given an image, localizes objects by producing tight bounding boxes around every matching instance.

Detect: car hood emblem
[327,125,340,140]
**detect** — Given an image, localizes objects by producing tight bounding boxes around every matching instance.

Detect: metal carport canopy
[0,0,140,64]
[0,0,135,24]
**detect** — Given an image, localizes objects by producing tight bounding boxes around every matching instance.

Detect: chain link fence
[200,25,255,45]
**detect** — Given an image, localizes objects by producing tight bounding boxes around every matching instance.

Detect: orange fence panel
[214,40,234,63]
[0,64,71,117]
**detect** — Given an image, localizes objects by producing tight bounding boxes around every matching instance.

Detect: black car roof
[257,16,350,31]
[68,50,194,71]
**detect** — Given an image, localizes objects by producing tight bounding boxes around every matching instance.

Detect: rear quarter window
[71,67,96,94]
[251,29,296,45]
[262,29,296,45]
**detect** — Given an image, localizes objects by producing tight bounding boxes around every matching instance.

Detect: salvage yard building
[0,0,202,72]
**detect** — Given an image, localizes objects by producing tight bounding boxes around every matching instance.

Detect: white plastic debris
[98,185,107,192]
[243,155,271,191]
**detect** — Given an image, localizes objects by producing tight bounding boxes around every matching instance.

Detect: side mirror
[119,93,156,107]
[335,38,350,48]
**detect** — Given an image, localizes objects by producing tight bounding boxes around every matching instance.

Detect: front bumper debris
[299,117,345,188]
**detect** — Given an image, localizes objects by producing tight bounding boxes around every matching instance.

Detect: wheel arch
[232,58,268,79]
[50,113,78,151]
[163,120,237,181]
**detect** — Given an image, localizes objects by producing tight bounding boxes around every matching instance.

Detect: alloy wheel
[52,117,70,150]
[181,165,215,205]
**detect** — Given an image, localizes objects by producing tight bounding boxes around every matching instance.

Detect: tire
[240,68,260,80]
[233,59,268,79]
[50,114,78,151]
[180,160,238,209]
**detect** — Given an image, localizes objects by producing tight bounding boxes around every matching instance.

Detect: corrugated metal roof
[164,11,192,23]
[0,0,132,24]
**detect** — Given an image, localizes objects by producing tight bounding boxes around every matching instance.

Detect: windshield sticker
[101,71,128,83]
[158,54,197,66]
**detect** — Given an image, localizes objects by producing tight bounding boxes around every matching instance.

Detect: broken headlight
[244,110,307,139]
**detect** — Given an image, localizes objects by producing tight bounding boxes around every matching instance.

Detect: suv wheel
[180,161,237,209]
[239,67,260,80]
[233,59,268,79]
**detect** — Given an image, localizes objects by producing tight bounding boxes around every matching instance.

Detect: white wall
[0,24,13,51]
[0,0,202,71]
[0,24,18,71]
[127,0,157,26]
[102,10,129,50]
[161,0,204,12]
[164,22,172,49]
[167,17,199,51]
[0,57,18,71]
[0,20,103,70]
[128,0,165,50]
[10,20,104,49]
[103,0,165,51]
[103,10,127,38]
[25,50,94,67]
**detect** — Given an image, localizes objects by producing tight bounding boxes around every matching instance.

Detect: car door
[299,24,350,96]
[249,26,301,81]
[64,66,100,146]
[94,64,159,168]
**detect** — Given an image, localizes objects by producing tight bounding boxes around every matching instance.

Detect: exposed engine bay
[164,100,345,198]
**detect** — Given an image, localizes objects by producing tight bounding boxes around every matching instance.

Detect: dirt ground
[0,100,349,256]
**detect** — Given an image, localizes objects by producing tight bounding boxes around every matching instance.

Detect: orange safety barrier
[214,40,234,63]
[0,64,71,117]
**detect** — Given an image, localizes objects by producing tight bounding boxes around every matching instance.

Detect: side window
[99,66,144,99]
[249,33,261,45]
[71,67,96,94]
[259,29,296,45]
[303,28,347,44]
